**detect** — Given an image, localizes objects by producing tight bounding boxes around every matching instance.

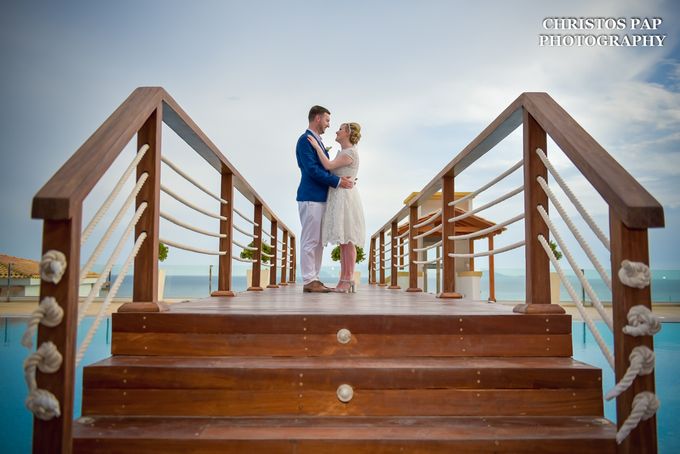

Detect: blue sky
[1,0,679,274]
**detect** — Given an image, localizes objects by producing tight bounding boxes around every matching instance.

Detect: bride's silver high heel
[332,280,354,293]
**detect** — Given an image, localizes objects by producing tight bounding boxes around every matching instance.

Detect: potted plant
[549,240,563,305]
[158,242,168,300]
[330,245,366,290]
[241,241,272,287]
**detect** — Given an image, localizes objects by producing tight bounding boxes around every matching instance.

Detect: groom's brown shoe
[303,280,331,293]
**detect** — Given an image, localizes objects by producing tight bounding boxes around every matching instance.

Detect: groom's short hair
[308,105,330,122]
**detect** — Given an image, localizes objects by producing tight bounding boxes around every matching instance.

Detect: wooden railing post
[123,106,166,312]
[212,169,234,297]
[406,205,422,292]
[378,230,387,286]
[488,234,496,302]
[280,230,288,286]
[440,175,461,298]
[369,237,376,284]
[610,210,658,454]
[289,236,296,283]
[514,110,564,314]
[33,213,82,454]
[399,237,405,269]
[389,222,400,289]
[267,220,279,288]
[248,203,263,291]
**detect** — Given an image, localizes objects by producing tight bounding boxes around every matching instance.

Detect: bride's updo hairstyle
[346,122,362,145]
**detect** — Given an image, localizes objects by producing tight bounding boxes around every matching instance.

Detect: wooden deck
[167,282,522,315]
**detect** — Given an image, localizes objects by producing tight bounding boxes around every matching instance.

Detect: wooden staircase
[73,289,616,453]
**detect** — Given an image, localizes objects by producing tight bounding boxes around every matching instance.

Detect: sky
[1,0,679,276]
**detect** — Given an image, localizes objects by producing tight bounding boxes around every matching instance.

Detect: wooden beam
[248,203,263,291]
[33,212,82,454]
[280,231,288,286]
[488,235,496,302]
[514,110,564,315]
[212,170,234,297]
[610,210,658,454]
[369,237,376,285]
[122,106,167,313]
[388,222,400,289]
[267,221,279,288]
[407,205,422,292]
[439,175,461,298]
[288,236,296,283]
[378,230,387,286]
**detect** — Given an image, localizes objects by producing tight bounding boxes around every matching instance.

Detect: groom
[296,105,353,293]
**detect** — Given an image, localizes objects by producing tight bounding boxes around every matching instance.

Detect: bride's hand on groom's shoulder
[307,135,321,151]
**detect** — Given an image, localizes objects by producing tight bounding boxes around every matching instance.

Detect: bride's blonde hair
[346,122,362,145]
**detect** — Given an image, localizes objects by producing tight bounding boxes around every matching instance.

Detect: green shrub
[240,241,272,263]
[330,245,365,263]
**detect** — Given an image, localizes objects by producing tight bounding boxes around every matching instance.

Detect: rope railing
[161,155,227,204]
[537,176,612,290]
[161,184,226,220]
[160,237,226,256]
[537,205,613,330]
[413,209,441,229]
[81,144,149,244]
[396,229,410,240]
[413,223,442,240]
[449,159,523,208]
[537,234,615,369]
[160,210,226,238]
[413,240,442,252]
[448,240,525,258]
[233,256,258,263]
[233,223,257,238]
[448,185,524,223]
[76,232,147,366]
[80,173,149,281]
[260,250,274,259]
[233,206,259,226]
[448,213,524,241]
[78,202,148,325]
[233,239,258,251]
[413,256,442,265]
[394,251,409,258]
[536,148,610,251]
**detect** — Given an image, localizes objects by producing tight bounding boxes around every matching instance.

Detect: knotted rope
[616,391,660,444]
[619,260,651,289]
[605,346,655,400]
[622,305,661,337]
[21,297,64,348]
[40,250,67,284]
[23,341,63,420]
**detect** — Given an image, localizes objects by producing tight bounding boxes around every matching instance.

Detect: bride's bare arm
[307,136,353,170]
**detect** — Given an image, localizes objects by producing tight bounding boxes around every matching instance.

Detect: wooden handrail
[32,87,295,235]
[371,92,663,238]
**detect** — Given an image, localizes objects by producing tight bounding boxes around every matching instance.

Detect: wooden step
[73,415,616,453]
[112,313,572,357]
[82,356,602,417]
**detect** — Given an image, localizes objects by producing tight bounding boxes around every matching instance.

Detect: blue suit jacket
[295,130,340,202]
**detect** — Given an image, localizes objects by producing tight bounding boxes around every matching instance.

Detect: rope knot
[630,346,656,375]
[25,389,61,421]
[622,305,661,337]
[616,391,660,444]
[24,341,63,376]
[618,260,650,289]
[40,250,67,284]
[21,297,64,348]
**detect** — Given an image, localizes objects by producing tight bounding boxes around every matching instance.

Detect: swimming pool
[1,317,678,453]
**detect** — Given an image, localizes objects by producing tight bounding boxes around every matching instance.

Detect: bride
[307,122,366,293]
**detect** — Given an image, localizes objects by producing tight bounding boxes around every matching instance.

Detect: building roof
[0,254,100,279]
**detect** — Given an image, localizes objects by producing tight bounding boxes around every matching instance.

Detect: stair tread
[74,415,615,440]
[89,355,597,370]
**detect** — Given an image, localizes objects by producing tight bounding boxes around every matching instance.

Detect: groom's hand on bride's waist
[339,176,355,189]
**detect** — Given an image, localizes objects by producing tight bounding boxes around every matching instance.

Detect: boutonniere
[325,146,332,152]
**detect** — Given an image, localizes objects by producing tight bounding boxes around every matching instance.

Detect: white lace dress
[321,146,366,246]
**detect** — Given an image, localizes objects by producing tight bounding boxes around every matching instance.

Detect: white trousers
[298,201,326,285]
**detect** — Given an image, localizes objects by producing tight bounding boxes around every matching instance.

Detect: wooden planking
[83,388,602,417]
[112,313,571,334]
[73,416,616,454]
[111,332,572,357]
[84,356,602,390]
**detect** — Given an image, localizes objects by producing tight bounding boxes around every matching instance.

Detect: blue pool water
[1,317,678,453]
